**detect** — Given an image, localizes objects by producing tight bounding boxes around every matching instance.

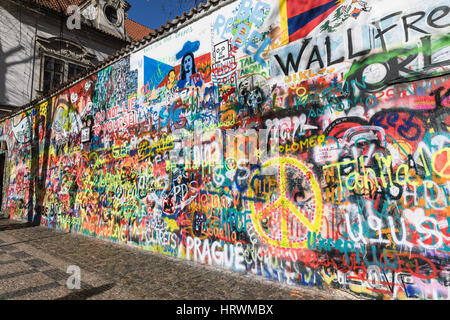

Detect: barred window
[42,56,64,92]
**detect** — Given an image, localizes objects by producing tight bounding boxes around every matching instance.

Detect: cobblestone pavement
[0,216,362,300]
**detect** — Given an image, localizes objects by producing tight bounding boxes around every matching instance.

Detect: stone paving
[0,215,362,300]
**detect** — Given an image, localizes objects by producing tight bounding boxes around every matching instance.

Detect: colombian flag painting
[279,0,343,45]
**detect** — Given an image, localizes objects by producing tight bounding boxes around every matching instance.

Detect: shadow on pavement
[55,283,116,300]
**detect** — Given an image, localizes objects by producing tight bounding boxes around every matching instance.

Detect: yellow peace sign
[247,156,323,249]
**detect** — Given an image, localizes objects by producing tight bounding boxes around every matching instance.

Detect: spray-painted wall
[1,0,449,300]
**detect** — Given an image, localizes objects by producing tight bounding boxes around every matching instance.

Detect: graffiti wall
[1,0,449,299]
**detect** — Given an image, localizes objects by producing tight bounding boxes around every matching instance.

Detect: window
[41,56,86,92]
[37,38,94,94]
[68,63,85,80]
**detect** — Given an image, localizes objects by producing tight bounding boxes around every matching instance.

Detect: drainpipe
[55,0,65,56]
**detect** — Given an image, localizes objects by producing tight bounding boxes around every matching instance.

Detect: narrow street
[0,216,358,300]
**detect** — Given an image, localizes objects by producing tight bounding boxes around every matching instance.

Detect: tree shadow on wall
[55,283,116,300]
[68,175,79,233]
[0,42,33,105]
[27,92,82,226]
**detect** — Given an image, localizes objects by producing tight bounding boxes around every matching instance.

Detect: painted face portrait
[167,70,177,90]
[178,52,200,89]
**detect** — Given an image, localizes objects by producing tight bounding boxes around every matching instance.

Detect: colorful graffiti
[1,0,449,300]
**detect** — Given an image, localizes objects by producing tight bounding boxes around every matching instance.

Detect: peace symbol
[247,156,323,249]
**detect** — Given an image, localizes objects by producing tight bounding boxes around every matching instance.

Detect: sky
[126,0,205,30]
